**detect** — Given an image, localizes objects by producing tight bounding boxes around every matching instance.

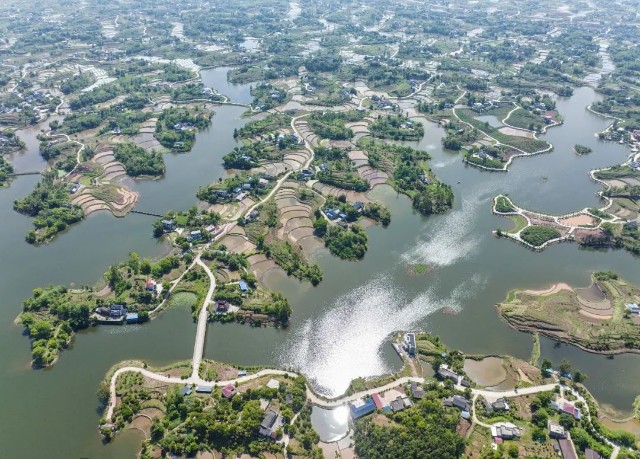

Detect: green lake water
[0,70,638,458]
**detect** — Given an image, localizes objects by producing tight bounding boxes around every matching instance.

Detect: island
[497,271,640,354]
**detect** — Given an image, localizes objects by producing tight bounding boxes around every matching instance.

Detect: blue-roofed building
[179,385,192,396]
[239,280,248,292]
[349,398,376,419]
[338,213,347,220]
[125,313,139,324]
[196,385,213,393]
[626,303,640,314]
[404,333,416,356]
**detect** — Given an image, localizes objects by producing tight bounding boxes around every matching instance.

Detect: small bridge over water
[130,210,164,218]
[8,171,42,177]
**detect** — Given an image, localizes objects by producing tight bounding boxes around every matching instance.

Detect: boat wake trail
[278,272,486,397]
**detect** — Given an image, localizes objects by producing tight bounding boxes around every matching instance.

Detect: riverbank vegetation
[315,146,370,191]
[154,106,212,152]
[16,251,196,367]
[360,138,453,215]
[264,241,323,285]
[234,113,292,139]
[370,114,424,141]
[113,143,165,177]
[497,272,640,353]
[222,140,289,170]
[520,226,561,247]
[14,173,84,244]
[196,174,272,204]
[323,224,368,260]
[0,156,14,186]
[153,207,221,240]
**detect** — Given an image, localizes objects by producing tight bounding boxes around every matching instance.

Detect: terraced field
[209,197,257,221]
[274,182,323,256]
[70,150,139,217]
[250,148,312,177]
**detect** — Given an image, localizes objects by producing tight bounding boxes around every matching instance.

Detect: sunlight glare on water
[280,274,486,396]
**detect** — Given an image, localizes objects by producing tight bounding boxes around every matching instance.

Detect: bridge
[129,210,164,218]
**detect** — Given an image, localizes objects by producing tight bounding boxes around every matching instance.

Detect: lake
[0,81,638,458]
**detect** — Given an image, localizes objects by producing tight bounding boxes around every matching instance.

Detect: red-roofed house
[561,402,582,420]
[372,393,383,409]
[222,384,237,399]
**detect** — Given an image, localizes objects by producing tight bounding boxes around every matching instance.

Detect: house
[239,280,248,293]
[237,370,248,377]
[548,422,567,439]
[205,224,218,234]
[585,449,603,459]
[492,398,509,412]
[625,303,640,314]
[558,439,578,459]
[187,230,202,242]
[146,280,157,291]
[320,163,329,172]
[179,385,192,396]
[259,409,283,438]
[353,201,364,212]
[390,397,405,412]
[558,402,582,420]
[266,379,280,390]
[195,385,213,394]
[324,209,338,220]
[491,422,521,440]
[444,395,471,413]
[418,174,430,185]
[221,384,237,399]
[125,313,139,324]
[216,190,228,198]
[235,192,248,201]
[70,183,80,194]
[404,333,416,356]
[338,213,347,220]
[162,219,176,231]
[349,398,376,419]
[109,304,126,318]
[258,178,269,188]
[437,365,459,382]
[215,300,230,313]
[372,393,384,409]
[409,382,424,399]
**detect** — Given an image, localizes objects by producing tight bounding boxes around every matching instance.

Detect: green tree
[30,319,53,340]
